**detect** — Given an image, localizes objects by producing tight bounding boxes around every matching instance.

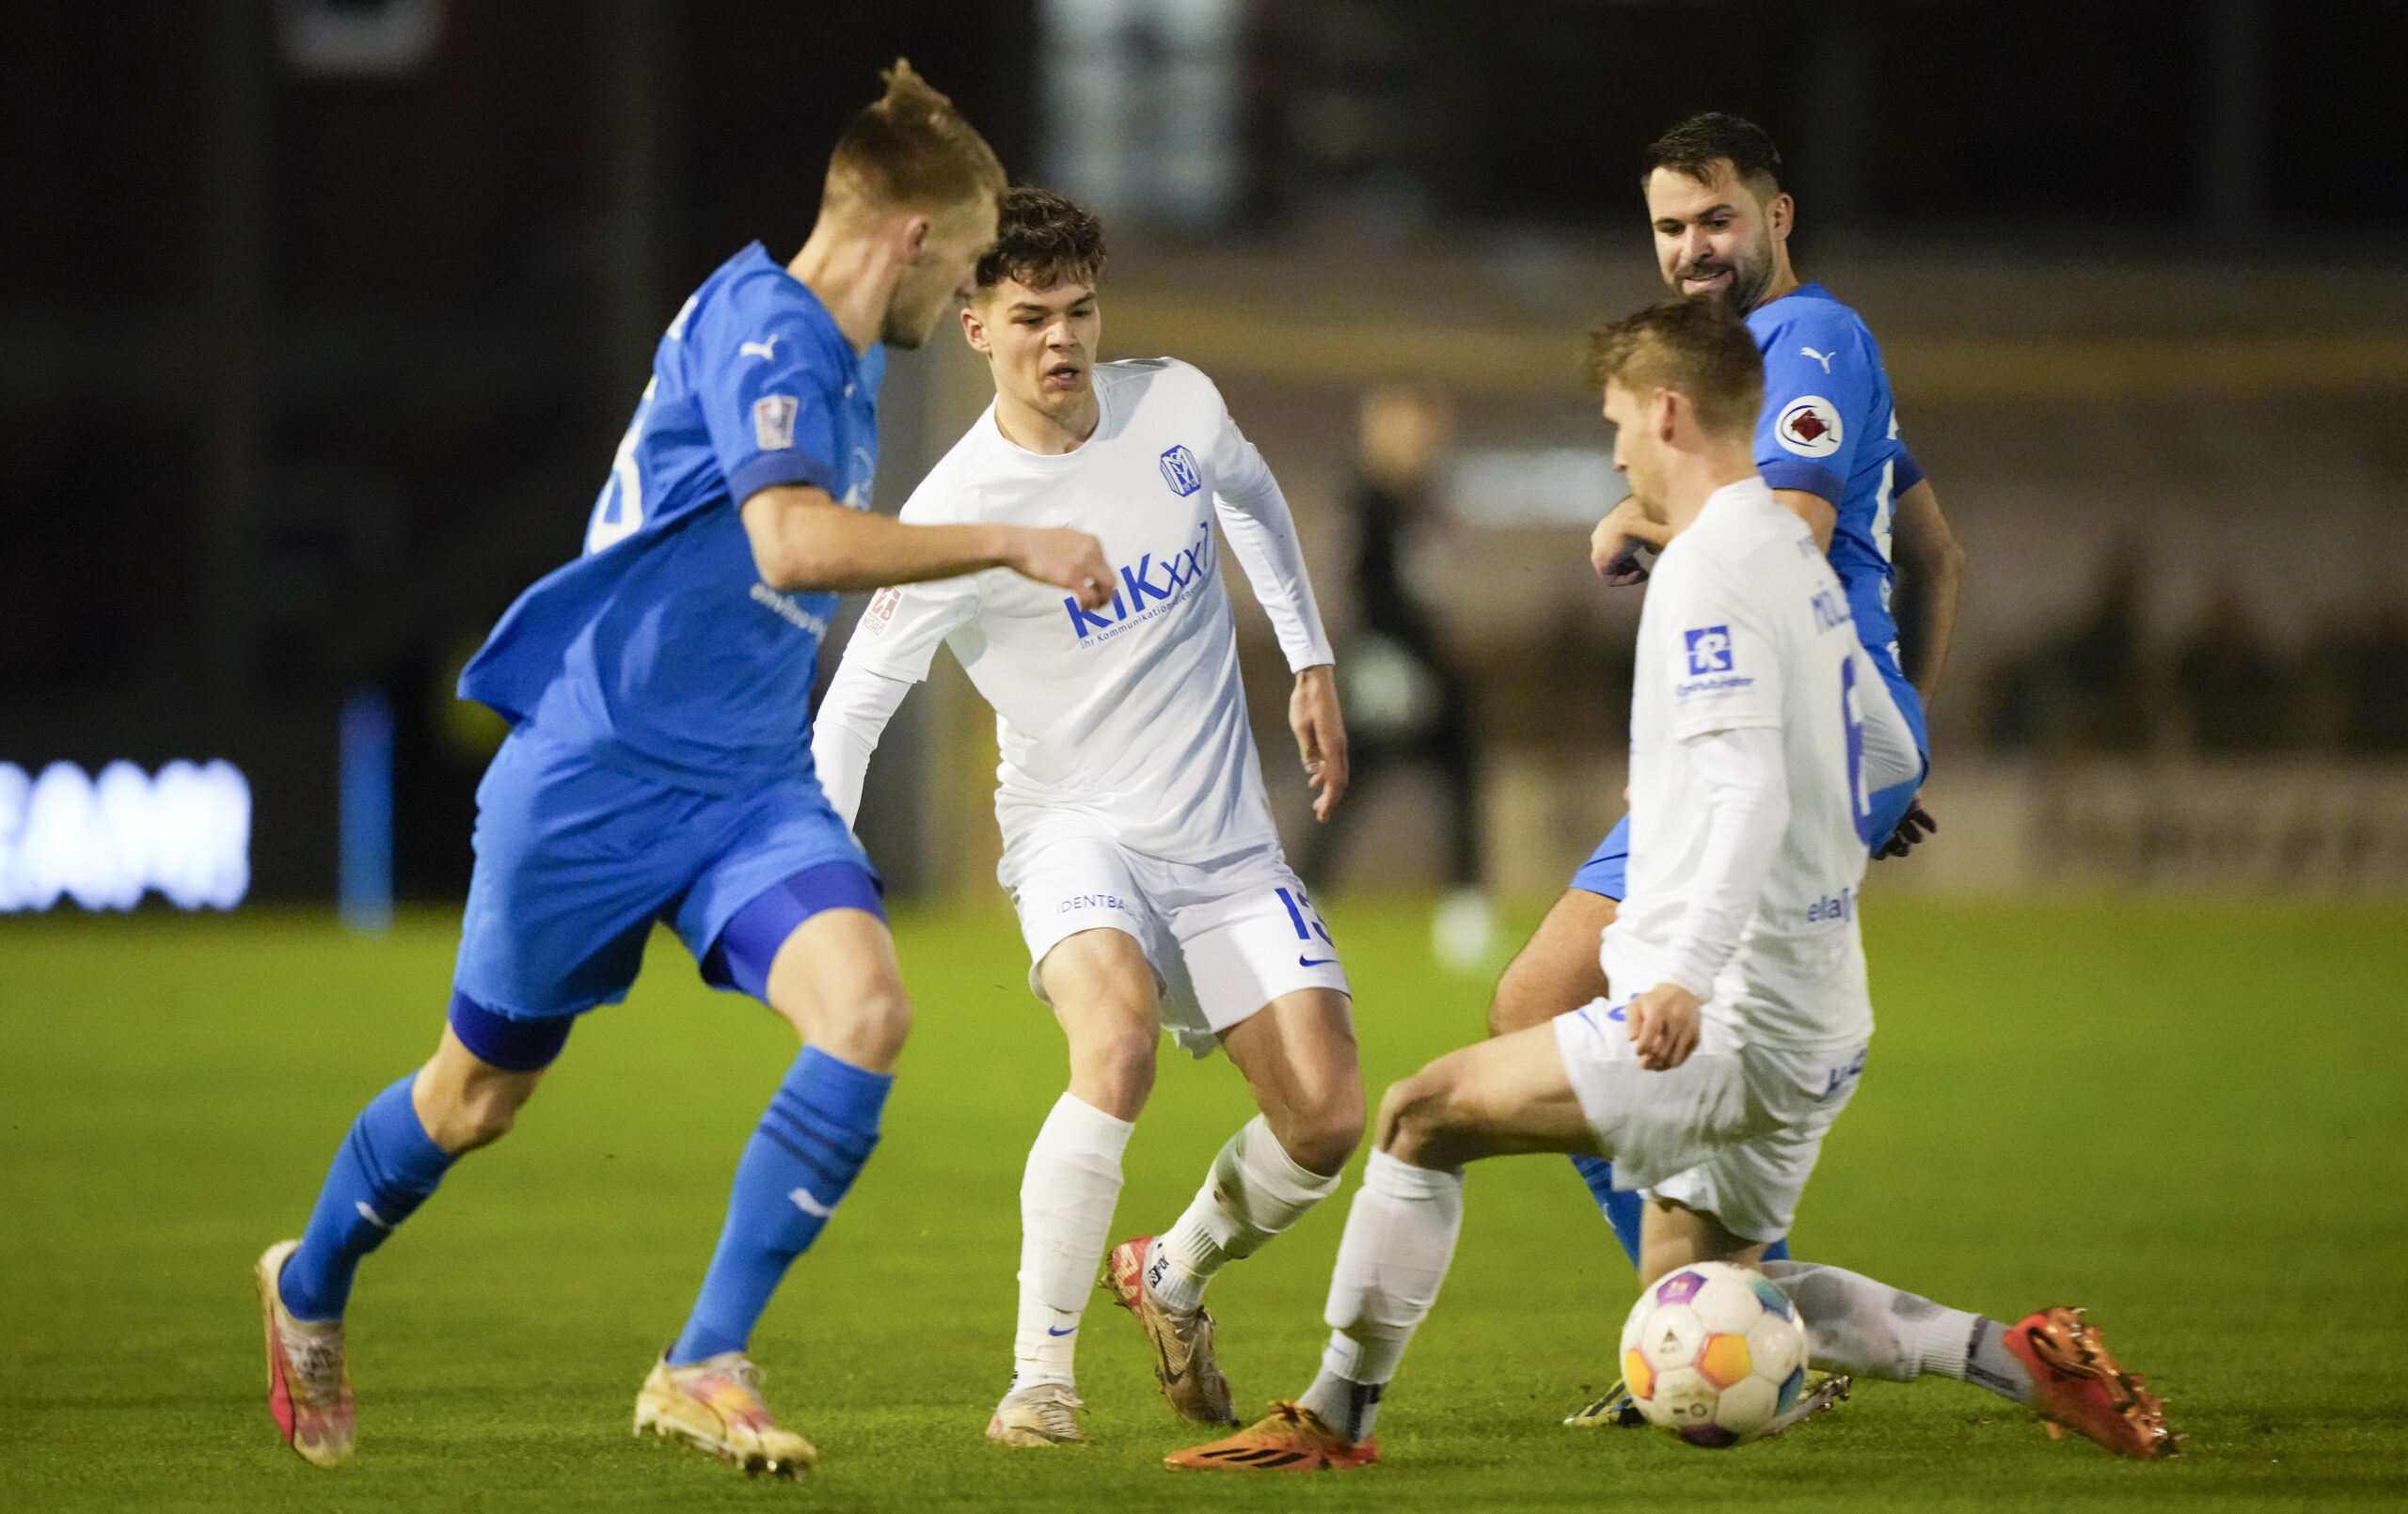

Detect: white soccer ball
[1618,1261,1811,1447]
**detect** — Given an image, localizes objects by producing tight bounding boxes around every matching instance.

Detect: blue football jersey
[461,244,882,795]
[1747,283,1909,663]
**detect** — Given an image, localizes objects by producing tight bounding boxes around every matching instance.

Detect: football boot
[986,1380,1087,1446]
[1164,1400,1376,1472]
[2003,1306,2181,1459]
[255,1240,355,1469]
[1100,1236,1236,1424]
[634,1351,816,1475]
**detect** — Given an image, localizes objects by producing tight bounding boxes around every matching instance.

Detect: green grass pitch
[4,897,2404,1511]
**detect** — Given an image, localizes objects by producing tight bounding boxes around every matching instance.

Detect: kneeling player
[814,190,1362,1447]
[1169,299,2178,1472]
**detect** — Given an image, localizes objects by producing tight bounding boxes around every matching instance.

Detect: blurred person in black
[1298,384,1493,970]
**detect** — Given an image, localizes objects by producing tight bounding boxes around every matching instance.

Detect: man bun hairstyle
[975,186,1107,294]
[1583,296,1765,436]
[823,59,1007,220]
[1641,111,1783,199]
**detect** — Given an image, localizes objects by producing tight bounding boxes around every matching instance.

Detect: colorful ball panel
[1623,1345,1656,1402]
[1696,1331,1754,1389]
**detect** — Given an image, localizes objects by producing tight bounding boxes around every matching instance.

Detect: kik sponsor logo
[1062,521,1215,645]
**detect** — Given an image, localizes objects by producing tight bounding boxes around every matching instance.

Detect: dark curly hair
[974,186,1107,295]
[1640,111,1783,199]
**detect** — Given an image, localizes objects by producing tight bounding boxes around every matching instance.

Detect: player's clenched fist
[1005,527,1114,608]
[1625,980,1703,1071]
[1591,496,1668,586]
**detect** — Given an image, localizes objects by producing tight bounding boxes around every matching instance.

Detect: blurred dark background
[5,0,2406,904]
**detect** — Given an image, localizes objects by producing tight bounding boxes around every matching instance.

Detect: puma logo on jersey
[739,333,782,361]
[1800,346,1834,372]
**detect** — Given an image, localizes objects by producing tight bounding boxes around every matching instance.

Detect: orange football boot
[1164,1400,1377,1472]
[2003,1306,2181,1459]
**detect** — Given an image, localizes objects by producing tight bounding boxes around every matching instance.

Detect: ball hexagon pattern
[1616,1262,1811,1447]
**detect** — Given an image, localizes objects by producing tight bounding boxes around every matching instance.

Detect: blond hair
[822,59,1006,223]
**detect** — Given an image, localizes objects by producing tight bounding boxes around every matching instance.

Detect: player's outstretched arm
[740,484,1113,607]
[1889,477,1965,703]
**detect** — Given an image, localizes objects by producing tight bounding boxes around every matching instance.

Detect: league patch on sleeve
[1775,397,1843,458]
[863,585,902,636]
[753,394,799,451]
[1685,625,1735,675]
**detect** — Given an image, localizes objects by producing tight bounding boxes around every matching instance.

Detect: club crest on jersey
[1685,625,1735,675]
[753,393,798,451]
[1775,396,1843,458]
[1158,444,1202,497]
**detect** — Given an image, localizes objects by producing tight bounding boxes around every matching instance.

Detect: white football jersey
[1603,477,1916,1050]
[829,358,1332,862]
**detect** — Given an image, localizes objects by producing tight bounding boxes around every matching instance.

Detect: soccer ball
[1618,1262,1811,1447]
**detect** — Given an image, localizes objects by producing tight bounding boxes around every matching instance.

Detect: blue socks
[278,1074,455,1321]
[1569,1155,1790,1267]
[668,1046,892,1365]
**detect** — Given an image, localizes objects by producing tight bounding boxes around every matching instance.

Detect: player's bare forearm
[1291,663,1349,822]
[1770,488,1837,555]
[1889,479,1964,700]
[740,484,1113,606]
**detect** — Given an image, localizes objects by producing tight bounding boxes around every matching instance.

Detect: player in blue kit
[253,64,1113,1477]
[1481,115,1969,1422]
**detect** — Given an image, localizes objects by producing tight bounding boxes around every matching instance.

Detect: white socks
[1762,1260,2032,1404]
[1152,1115,1341,1314]
[1298,1150,1465,1441]
[1012,1094,1133,1388]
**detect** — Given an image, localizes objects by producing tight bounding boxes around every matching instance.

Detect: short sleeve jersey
[1747,284,1909,666]
[459,244,880,795]
[1605,478,1902,1050]
[835,359,1328,862]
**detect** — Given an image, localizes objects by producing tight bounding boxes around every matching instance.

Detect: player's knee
[417,1072,532,1154]
[846,980,912,1064]
[1079,1018,1158,1109]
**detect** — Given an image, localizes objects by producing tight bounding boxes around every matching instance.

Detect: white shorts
[1002,833,1351,1058]
[1551,995,1866,1242]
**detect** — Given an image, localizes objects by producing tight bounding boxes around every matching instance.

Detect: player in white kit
[1169,299,2178,1472]
[812,190,1361,1447]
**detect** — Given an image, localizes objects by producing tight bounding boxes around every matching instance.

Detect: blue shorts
[452,723,880,1022]
[1570,651,1929,901]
